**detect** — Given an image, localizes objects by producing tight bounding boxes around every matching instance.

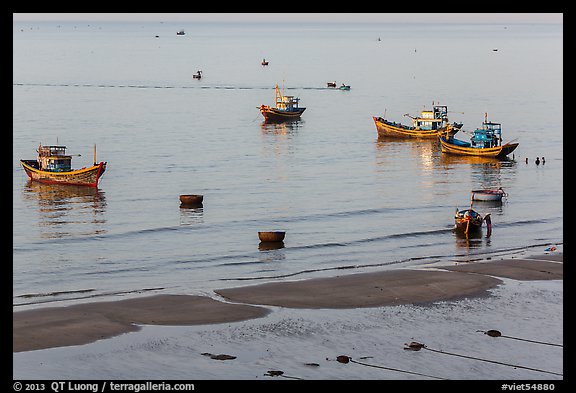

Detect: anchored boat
[454,208,492,237]
[471,188,507,202]
[373,104,462,138]
[439,113,518,158]
[20,144,106,187]
[258,84,306,122]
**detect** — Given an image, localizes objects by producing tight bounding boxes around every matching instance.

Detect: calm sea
[13,21,563,308]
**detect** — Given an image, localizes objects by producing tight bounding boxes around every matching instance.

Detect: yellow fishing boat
[373,104,462,138]
[20,144,106,187]
[439,114,518,158]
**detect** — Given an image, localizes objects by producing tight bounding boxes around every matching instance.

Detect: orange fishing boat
[373,104,462,138]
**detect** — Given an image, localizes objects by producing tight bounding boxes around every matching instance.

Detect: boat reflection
[440,152,518,193]
[258,241,285,251]
[21,180,107,239]
[179,205,204,226]
[375,138,440,169]
[260,119,303,135]
[258,243,286,262]
[453,229,491,250]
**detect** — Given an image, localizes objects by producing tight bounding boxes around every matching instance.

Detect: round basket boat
[258,231,286,243]
[471,188,506,202]
[179,194,204,206]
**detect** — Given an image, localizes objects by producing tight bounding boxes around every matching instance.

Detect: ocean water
[13,21,562,308]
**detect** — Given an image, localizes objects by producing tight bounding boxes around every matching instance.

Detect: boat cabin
[470,121,502,148]
[275,85,301,112]
[410,105,449,130]
[37,145,72,172]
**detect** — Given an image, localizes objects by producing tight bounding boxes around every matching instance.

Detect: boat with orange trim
[258,84,306,122]
[20,144,106,187]
[373,104,462,138]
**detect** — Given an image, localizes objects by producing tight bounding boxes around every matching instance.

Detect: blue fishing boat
[440,113,518,158]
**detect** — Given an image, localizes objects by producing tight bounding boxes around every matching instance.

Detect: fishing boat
[454,208,492,237]
[439,114,518,158]
[261,58,269,66]
[192,70,202,79]
[20,144,106,187]
[327,81,337,88]
[471,188,507,202]
[176,30,185,35]
[339,84,351,90]
[373,104,462,138]
[258,84,306,122]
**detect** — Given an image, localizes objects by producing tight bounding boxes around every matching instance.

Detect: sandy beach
[13,252,562,354]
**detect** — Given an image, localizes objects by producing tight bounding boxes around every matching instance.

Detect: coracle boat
[258,84,306,122]
[179,194,204,207]
[373,104,462,138]
[454,208,492,237]
[471,188,507,202]
[258,231,286,243]
[20,144,106,187]
[439,114,518,158]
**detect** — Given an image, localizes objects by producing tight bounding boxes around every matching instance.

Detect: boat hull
[260,106,305,122]
[454,213,484,234]
[471,189,506,201]
[440,136,518,158]
[373,117,459,138]
[454,218,483,233]
[21,160,106,187]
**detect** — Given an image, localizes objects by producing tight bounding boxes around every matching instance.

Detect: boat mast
[93,144,96,165]
[275,84,282,108]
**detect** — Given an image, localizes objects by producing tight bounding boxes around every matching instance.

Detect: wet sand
[13,295,270,353]
[215,269,503,309]
[13,252,562,353]
[440,255,563,280]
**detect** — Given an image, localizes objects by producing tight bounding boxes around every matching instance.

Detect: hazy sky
[12,13,563,24]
